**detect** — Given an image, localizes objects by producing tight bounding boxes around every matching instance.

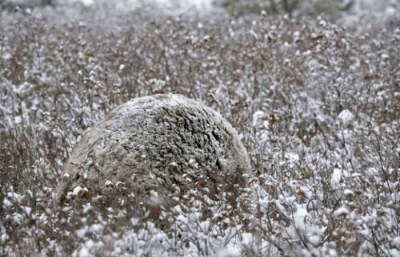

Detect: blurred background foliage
[218,0,352,18]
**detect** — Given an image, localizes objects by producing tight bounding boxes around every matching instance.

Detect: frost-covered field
[1,1,400,257]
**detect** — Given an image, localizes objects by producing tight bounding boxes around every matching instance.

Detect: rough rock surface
[56,94,251,220]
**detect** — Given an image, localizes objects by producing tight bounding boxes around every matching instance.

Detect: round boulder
[56,94,251,221]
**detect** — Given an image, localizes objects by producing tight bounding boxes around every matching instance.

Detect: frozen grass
[1,2,400,257]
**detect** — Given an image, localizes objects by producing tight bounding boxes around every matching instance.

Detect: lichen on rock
[56,94,251,222]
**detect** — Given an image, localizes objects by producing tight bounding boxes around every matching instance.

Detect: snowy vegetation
[0,1,399,256]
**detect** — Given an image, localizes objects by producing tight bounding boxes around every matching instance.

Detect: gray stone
[56,94,250,220]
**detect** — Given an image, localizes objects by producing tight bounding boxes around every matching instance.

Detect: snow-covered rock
[56,94,251,221]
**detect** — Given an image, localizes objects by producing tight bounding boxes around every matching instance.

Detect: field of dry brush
[1,1,399,256]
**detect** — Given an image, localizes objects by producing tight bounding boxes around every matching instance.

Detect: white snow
[293,204,308,231]
[0,229,8,244]
[389,249,400,257]
[104,180,113,187]
[2,198,12,208]
[392,237,400,248]
[75,244,95,257]
[343,189,353,196]
[7,192,23,203]
[337,109,354,126]
[216,246,241,257]
[252,110,265,127]
[330,168,343,188]
[72,186,88,196]
[333,206,349,217]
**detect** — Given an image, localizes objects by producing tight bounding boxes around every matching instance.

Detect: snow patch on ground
[337,109,354,126]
